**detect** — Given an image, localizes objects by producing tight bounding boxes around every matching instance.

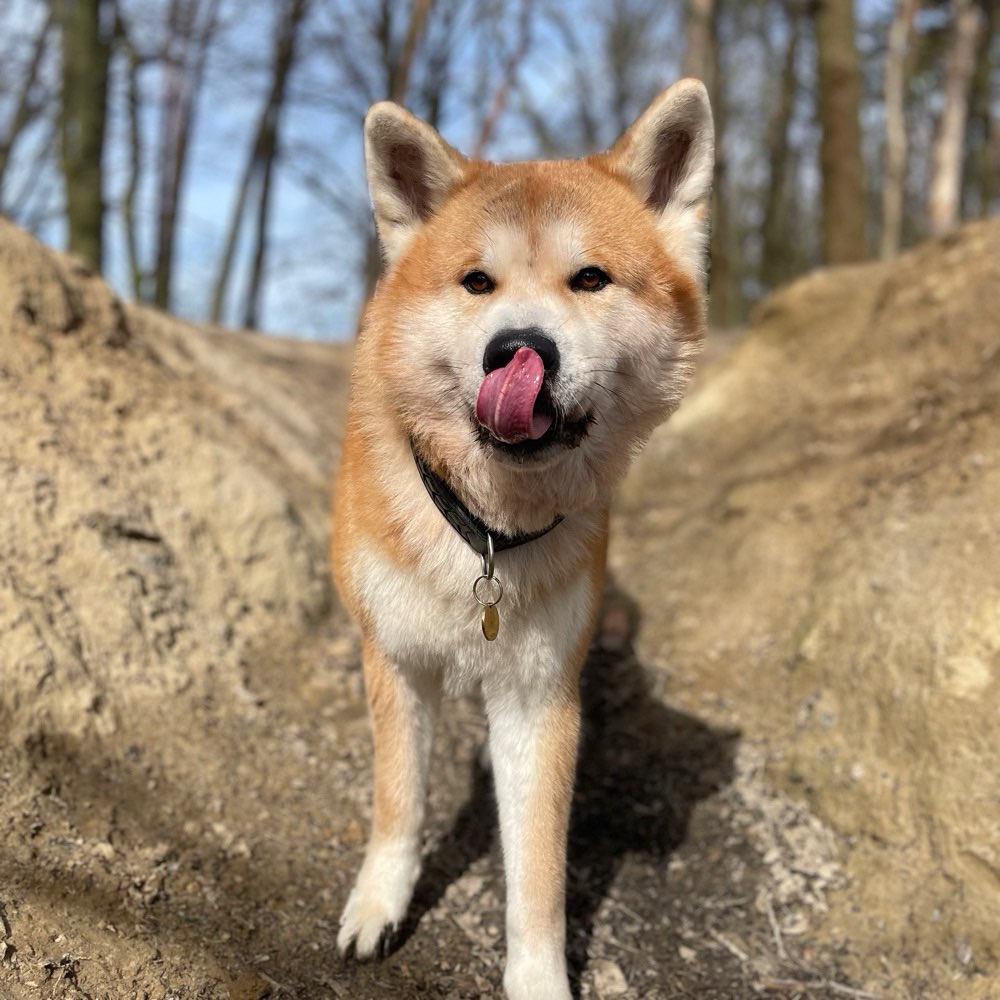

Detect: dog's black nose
[483,328,560,375]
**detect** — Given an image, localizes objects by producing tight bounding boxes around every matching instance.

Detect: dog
[332,79,713,1000]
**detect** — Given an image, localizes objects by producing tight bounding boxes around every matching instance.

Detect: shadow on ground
[1,578,743,999]
[403,574,739,995]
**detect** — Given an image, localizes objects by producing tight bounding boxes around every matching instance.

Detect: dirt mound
[0,216,351,742]
[616,219,1000,998]
[1,217,996,1000]
[0,218,357,997]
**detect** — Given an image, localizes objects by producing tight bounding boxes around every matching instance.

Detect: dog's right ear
[364,103,467,266]
[604,79,715,285]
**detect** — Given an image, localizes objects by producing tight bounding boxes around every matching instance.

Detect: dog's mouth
[475,402,592,460]
[475,380,592,460]
[472,346,592,460]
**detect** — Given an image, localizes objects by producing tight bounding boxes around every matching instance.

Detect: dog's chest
[352,538,593,689]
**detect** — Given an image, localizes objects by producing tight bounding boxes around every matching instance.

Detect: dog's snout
[483,328,560,375]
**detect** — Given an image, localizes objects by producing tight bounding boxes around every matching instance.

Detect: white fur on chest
[352,533,594,694]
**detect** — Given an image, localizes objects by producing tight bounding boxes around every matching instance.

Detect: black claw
[340,922,400,964]
[375,921,399,960]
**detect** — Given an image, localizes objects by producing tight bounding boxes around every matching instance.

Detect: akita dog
[333,79,713,999]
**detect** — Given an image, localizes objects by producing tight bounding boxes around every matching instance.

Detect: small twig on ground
[607,898,645,925]
[259,970,290,995]
[825,981,882,999]
[755,977,882,999]
[708,928,750,963]
[601,931,643,956]
[762,893,788,960]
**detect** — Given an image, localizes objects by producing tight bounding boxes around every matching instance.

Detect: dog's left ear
[604,79,715,284]
[364,103,468,266]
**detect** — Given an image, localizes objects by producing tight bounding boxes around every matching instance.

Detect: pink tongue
[475,346,553,444]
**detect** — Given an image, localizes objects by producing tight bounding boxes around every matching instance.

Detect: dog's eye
[570,267,611,292]
[462,270,495,295]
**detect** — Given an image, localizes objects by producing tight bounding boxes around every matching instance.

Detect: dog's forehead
[480,218,584,274]
[451,161,636,264]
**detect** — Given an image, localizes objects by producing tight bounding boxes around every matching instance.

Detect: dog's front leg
[485,675,580,1000]
[337,641,439,959]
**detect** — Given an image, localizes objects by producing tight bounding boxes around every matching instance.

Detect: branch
[0,9,55,194]
[471,0,531,157]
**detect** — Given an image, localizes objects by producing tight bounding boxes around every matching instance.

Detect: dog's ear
[604,79,715,283]
[364,103,467,266]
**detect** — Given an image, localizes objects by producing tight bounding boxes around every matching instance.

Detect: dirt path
[4,219,998,999]
[1,617,858,1000]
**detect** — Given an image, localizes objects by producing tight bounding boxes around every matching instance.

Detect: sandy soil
[2,218,997,999]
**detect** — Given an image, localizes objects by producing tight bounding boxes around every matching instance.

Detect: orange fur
[362,639,435,841]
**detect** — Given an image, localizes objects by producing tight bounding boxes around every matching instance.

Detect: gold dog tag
[481,604,500,641]
[475,534,502,641]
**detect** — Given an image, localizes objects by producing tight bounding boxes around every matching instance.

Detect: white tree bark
[927,0,983,238]
[880,0,918,259]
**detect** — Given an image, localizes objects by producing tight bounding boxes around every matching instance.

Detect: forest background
[0,0,997,340]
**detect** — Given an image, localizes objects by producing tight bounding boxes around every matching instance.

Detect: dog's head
[361,81,713,533]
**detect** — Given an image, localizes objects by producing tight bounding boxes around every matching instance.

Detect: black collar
[411,445,563,557]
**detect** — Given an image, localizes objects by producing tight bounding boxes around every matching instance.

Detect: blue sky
[1,0,697,339]
[0,0,911,339]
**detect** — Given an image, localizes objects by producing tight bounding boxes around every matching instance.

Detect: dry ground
[2,219,998,999]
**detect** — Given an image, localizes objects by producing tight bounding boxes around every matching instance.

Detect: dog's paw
[337,889,400,961]
[337,839,420,961]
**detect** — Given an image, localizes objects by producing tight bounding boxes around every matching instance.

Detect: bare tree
[683,0,735,324]
[357,0,439,307]
[388,0,434,103]
[761,0,804,289]
[0,10,55,202]
[814,0,867,264]
[153,0,223,310]
[928,0,983,235]
[880,0,919,258]
[516,0,682,158]
[7,0,989,336]
[57,0,112,270]
[276,0,495,330]
[472,0,531,157]
[210,0,310,327]
[964,0,999,218]
[683,0,716,81]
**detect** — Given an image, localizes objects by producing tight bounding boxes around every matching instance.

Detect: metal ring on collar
[473,574,503,607]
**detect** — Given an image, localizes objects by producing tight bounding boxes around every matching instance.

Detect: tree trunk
[761,0,803,290]
[154,0,221,311]
[927,0,983,237]
[57,0,111,271]
[683,0,733,324]
[210,0,308,326]
[962,0,997,219]
[359,0,437,316]
[708,5,736,324]
[115,6,146,300]
[683,0,716,86]
[388,0,433,104]
[241,138,277,330]
[879,0,918,259]
[814,0,867,264]
[12,117,61,231]
[210,148,256,325]
[471,0,530,157]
